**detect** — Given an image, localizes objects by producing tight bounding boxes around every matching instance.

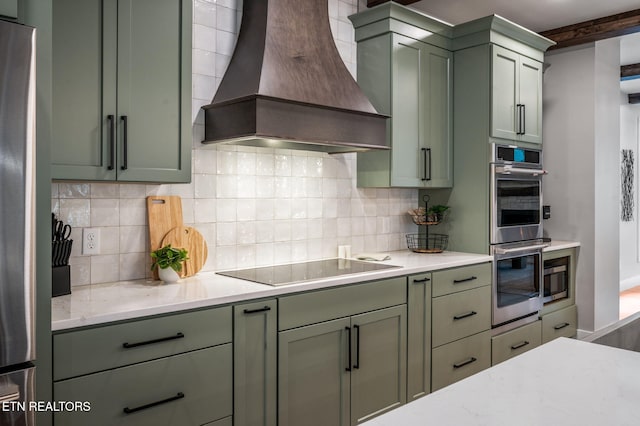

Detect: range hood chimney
[201,0,389,154]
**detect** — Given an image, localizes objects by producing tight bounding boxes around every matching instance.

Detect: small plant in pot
[426,205,450,223]
[151,244,189,283]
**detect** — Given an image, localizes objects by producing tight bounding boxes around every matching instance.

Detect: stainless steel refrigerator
[0,18,36,426]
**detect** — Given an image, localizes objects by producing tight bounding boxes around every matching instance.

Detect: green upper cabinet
[491,45,543,144]
[51,0,191,183]
[0,0,17,19]
[350,3,453,188]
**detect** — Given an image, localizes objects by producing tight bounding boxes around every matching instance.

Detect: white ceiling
[409,0,640,94]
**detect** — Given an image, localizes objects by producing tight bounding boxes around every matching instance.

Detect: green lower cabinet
[407,273,432,400]
[541,304,578,343]
[491,320,542,365]
[54,344,233,426]
[431,330,491,392]
[278,305,407,426]
[202,417,232,426]
[233,300,277,426]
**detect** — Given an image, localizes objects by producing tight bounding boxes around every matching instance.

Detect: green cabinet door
[406,273,432,400]
[518,56,543,144]
[51,0,191,182]
[350,305,407,424]
[355,30,452,188]
[234,300,277,426]
[491,45,543,145]
[278,318,351,426]
[0,0,17,18]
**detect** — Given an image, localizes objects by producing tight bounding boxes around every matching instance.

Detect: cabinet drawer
[431,330,491,391]
[432,285,491,347]
[432,262,492,297]
[542,304,577,343]
[491,320,541,365]
[54,306,232,380]
[54,344,232,426]
[278,277,406,330]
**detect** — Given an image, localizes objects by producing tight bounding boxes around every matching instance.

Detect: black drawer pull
[453,311,477,320]
[511,341,530,350]
[353,324,360,370]
[123,392,184,414]
[453,276,477,284]
[453,357,477,369]
[412,277,431,283]
[122,332,184,349]
[243,306,271,314]
[554,322,570,330]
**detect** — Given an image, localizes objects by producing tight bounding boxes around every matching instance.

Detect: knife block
[52,265,71,297]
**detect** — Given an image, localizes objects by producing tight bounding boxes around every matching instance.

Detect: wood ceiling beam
[367,0,419,7]
[540,9,640,50]
[622,63,640,80]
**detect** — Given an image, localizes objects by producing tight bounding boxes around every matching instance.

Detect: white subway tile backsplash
[54,0,419,287]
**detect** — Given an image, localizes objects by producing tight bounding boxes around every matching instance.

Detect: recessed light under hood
[201,0,389,154]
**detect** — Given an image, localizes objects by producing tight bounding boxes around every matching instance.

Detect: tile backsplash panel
[51,0,418,286]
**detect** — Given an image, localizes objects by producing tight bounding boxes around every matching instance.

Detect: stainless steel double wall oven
[490,144,548,331]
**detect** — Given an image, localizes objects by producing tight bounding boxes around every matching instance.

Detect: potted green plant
[151,244,189,283]
[426,205,450,223]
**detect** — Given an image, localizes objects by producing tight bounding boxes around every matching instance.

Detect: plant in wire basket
[150,244,189,272]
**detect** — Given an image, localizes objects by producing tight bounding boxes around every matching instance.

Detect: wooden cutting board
[161,226,208,278]
[147,196,184,279]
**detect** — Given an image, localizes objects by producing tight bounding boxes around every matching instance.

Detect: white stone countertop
[51,241,580,331]
[52,249,493,331]
[363,337,640,426]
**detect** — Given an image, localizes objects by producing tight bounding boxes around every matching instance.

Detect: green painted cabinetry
[350,3,453,188]
[53,307,233,425]
[51,0,191,182]
[407,272,432,401]
[0,0,17,18]
[233,300,277,426]
[491,45,544,144]
[278,279,407,425]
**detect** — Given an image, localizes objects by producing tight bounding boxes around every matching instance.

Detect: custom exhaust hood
[201,0,389,154]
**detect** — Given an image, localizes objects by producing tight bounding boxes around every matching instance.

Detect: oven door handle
[495,166,548,176]
[493,243,549,255]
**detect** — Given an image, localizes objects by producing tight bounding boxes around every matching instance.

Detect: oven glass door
[494,251,541,326]
[495,178,540,227]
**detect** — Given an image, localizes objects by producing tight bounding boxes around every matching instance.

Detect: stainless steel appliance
[543,255,569,304]
[491,144,546,245]
[217,259,400,286]
[490,144,548,332]
[0,19,37,426]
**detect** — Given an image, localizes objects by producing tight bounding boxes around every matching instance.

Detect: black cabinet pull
[412,277,431,283]
[453,311,477,321]
[120,115,128,170]
[453,357,477,369]
[521,104,526,135]
[122,332,184,349]
[554,322,570,330]
[453,276,477,284]
[420,148,432,181]
[353,324,360,370]
[511,340,530,350]
[345,327,352,372]
[107,115,115,170]
[243,306,271,314]
[123,392,184,414]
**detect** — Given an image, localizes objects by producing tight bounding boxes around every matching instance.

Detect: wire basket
[406,233,448,253]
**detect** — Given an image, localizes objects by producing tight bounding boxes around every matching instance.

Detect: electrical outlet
[83,228,101,255]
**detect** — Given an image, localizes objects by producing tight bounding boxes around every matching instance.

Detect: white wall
[542,39,620,333]
[51,0,419,287]
[620,100,640,290]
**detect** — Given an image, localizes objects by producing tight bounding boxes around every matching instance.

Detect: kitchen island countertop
[52,249,493,331]
[362,337,640,426]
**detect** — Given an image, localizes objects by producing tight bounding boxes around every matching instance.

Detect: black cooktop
[217,258,400,286]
